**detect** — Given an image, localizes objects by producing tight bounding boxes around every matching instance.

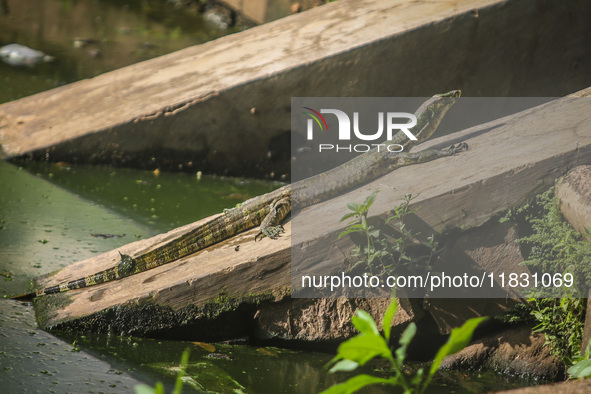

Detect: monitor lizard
[13,91,466,300]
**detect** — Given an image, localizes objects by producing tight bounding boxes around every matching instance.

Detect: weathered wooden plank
[34,89,591,335]
[2,0,591,177]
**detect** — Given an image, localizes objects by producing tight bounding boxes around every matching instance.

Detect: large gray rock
[254,297,423,344]
[422,221,525,334]
[555,166,591,355]
[555,165,591,237]
[441,324,563,381]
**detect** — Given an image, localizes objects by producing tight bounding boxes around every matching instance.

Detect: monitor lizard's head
[435,90,462,98]
[117,252,137,277]
[411,90,462,144]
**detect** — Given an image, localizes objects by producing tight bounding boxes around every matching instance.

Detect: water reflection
[22,161,282,232]
[0,300,151,393]
[0,0,242,103]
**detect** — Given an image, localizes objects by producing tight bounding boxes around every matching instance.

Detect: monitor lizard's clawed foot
[255,225,285,241]
[449,142,469,154]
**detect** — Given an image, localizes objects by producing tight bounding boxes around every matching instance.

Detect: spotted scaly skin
[14,91,465,300]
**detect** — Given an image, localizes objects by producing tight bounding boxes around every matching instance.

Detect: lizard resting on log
[13,91,466,300]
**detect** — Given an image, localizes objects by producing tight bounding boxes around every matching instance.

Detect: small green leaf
[325,354,342,369]
[382,298,398,342]
[338,227,364,239]
[329,359,359,373]
[340,212,357,222]
[336,333,390,366]
[568,359,591,378]
[368,229,380,238]
[399,322,416,347]
[430,317,487,376]
[395,323,416,364]
[172,348,190,394]
[134,384,157,394]
[411,367,424,386]
[320,374,394,394]
[363,190,379,209]
[347,202,362,212]
[351,310,379,335]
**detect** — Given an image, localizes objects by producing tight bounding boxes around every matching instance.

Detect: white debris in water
[0,43,54,67]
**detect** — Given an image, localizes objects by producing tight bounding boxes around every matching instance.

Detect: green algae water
[49,328,539,394]
[0,0,298,105]
[0,0,244,104]
[22,161,283,233]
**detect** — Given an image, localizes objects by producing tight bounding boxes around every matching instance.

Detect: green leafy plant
[502,187,591,298]
[339,192,439,277]
[528,297,585,366]
[322,297,487,394]
[500,186,591,368]
[386,194,440,272]
[135,348,190,394]
[339,190,385,274]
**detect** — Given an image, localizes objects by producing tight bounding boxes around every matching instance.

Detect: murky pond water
[22,160,283,232]
[0,0,254,104]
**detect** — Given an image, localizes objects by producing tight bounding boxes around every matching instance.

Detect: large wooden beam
[2,0,591,177]
[33,89,591,337]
